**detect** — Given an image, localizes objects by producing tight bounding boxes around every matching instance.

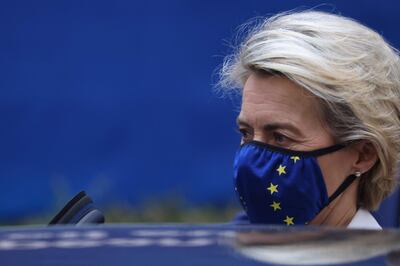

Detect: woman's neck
[310,178,360,227]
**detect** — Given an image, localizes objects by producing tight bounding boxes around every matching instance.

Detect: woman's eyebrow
[236,117,303,137]
[263,123,304,137]
[236,117,251,127]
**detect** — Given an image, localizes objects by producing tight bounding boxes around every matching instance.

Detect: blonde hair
[219,10,400,210]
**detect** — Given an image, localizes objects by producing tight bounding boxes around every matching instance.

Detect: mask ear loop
[327,171,361,205]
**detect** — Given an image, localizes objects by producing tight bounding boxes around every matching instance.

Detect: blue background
[0,0,399,222]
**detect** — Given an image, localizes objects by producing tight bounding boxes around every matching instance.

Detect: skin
[237,72,378,227]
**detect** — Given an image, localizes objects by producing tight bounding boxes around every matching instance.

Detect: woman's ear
[351,140,378,174]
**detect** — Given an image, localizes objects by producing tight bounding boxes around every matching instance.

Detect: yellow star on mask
[270,201,281,211]
[267,183,278,194]
[290,156,300,163]
[276,164,286,175]
[283,216,295,226]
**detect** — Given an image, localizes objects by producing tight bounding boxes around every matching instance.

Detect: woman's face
[237,73,358,197]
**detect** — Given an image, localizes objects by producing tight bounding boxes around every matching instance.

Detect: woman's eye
[273,132,290,145]
[237,128,252,141]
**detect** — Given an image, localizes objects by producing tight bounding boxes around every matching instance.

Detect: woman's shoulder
[347,208,382,230]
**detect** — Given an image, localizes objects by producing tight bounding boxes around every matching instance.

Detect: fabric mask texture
[233,141,352,226]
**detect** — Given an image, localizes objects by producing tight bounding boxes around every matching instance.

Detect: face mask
[233,140,358,225]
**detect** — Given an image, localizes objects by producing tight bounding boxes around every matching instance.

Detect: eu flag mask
[233,141,358,225]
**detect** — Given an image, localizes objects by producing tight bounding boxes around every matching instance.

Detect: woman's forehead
[240,73,324,129]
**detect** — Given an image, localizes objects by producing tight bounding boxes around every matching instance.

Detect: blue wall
[0,0,399,221]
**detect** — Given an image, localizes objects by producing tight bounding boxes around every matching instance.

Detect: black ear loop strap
[327,174,358,205]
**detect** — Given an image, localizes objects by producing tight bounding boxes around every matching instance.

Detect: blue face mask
[233,141,358,225]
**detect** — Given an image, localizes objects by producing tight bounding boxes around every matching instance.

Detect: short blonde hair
[219,10,400,210]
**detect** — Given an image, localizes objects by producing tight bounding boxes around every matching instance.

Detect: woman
[219,11,400,229]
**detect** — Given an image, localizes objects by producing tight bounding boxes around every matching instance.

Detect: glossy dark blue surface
[0,224,389,266]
